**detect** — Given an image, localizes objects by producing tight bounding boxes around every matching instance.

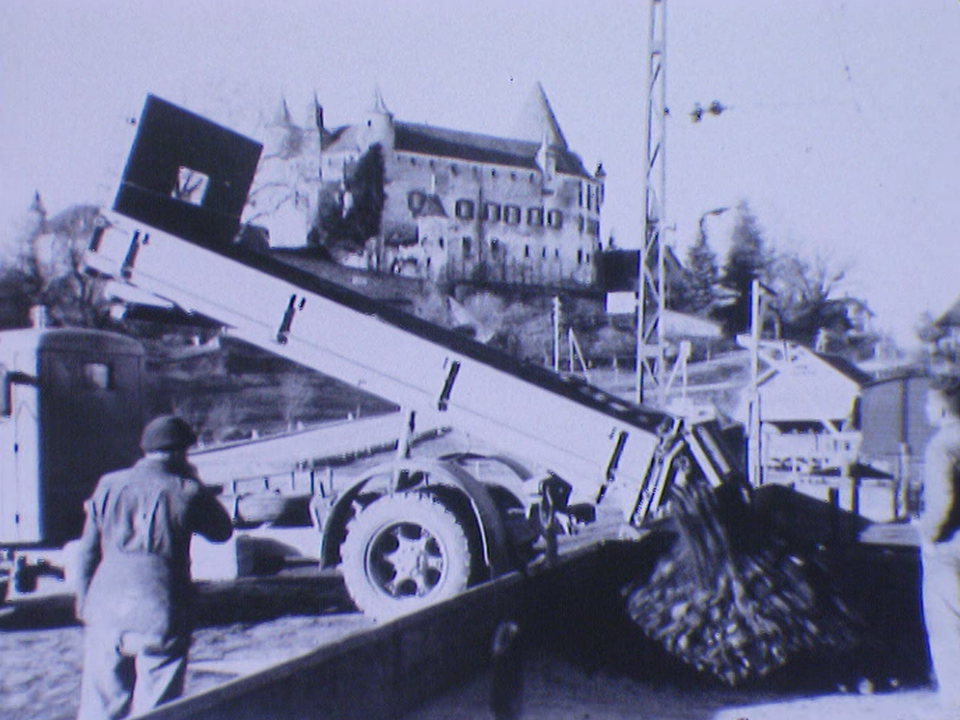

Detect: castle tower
[360,87,395,151]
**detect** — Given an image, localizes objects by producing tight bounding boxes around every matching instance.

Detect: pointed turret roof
[514,82,567,149]
[371,86,392,117]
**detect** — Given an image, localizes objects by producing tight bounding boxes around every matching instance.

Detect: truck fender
[315,458,515,579]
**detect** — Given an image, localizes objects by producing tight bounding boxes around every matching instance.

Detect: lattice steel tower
[636,0,668,406]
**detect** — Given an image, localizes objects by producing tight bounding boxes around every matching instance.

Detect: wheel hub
[370,522,445,598]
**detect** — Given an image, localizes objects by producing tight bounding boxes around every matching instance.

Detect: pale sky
[1,0,958,347]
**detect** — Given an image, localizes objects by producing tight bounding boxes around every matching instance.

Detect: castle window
[510,172,517,181]
[547,210,563,229]
[586,185,593,210]
[527,207,544,226]
[541,247,547,259]
[587,219,600,236]
[410,157,417,166]
[578,182,584,207]
[524,245,530,259]
[462,237,473,256]
[586,253,591,264]
[451,164,459,176]
[491,238,500,254]
[529,173,535,182]
[483,203,501,222]
[577,249,584,264]
[408,191,426,213]
[455,199,475,220]
[491,169,497,178]
[554,248,560,258]
[439,237,445,249]
[578,215,585,233]
[504,205,521,225]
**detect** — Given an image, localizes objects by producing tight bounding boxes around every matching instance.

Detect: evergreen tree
[313,143,385,252]
[713,202,770,336]
[675,232,720,315]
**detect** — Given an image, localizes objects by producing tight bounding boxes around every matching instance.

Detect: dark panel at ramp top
[114,94,263,246]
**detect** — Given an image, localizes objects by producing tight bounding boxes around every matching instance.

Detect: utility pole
[747,278,763,487]
[636,0,668,406]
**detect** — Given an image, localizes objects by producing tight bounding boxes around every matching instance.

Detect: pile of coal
[625,474,860,686]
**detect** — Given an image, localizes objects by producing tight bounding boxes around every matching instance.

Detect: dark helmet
[140,415,197,452]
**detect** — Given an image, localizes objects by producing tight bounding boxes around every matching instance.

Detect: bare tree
[1,196,111,328]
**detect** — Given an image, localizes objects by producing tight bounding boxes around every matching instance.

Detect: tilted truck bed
[84,211,735,527]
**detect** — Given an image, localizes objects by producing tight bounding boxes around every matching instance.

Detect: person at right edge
[73,415,233,720]
[920,374,960,717]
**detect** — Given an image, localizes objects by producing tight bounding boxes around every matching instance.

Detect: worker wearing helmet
[919,374,960,716]
[73,415,233,720]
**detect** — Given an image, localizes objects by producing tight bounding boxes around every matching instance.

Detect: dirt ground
[0,571,372,720]
[0,545,946,720]
[403,650,948,720]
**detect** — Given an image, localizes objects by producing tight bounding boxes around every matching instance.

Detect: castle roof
[393,122,591,178]
[321,84,594,179]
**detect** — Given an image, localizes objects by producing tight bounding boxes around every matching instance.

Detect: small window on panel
[173,167,209,206]
[82,363,112,391]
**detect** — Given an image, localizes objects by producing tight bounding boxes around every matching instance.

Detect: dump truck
[1,95,744,618]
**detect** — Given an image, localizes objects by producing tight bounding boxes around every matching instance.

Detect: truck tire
[340,492,472,619]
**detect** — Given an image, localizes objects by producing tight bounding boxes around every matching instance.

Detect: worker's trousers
[921,539,960,715]
[77,627,187,720]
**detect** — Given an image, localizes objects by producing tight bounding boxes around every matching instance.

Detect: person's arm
[73,499,101,619]
[923,437,960,544]
[187,481,234,543]
[934,462,960,544]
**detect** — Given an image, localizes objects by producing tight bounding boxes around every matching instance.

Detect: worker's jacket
[921,419,960,548]
[74,456,233,645]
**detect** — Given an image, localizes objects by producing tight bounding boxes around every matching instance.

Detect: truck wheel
[340,492,472,619]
